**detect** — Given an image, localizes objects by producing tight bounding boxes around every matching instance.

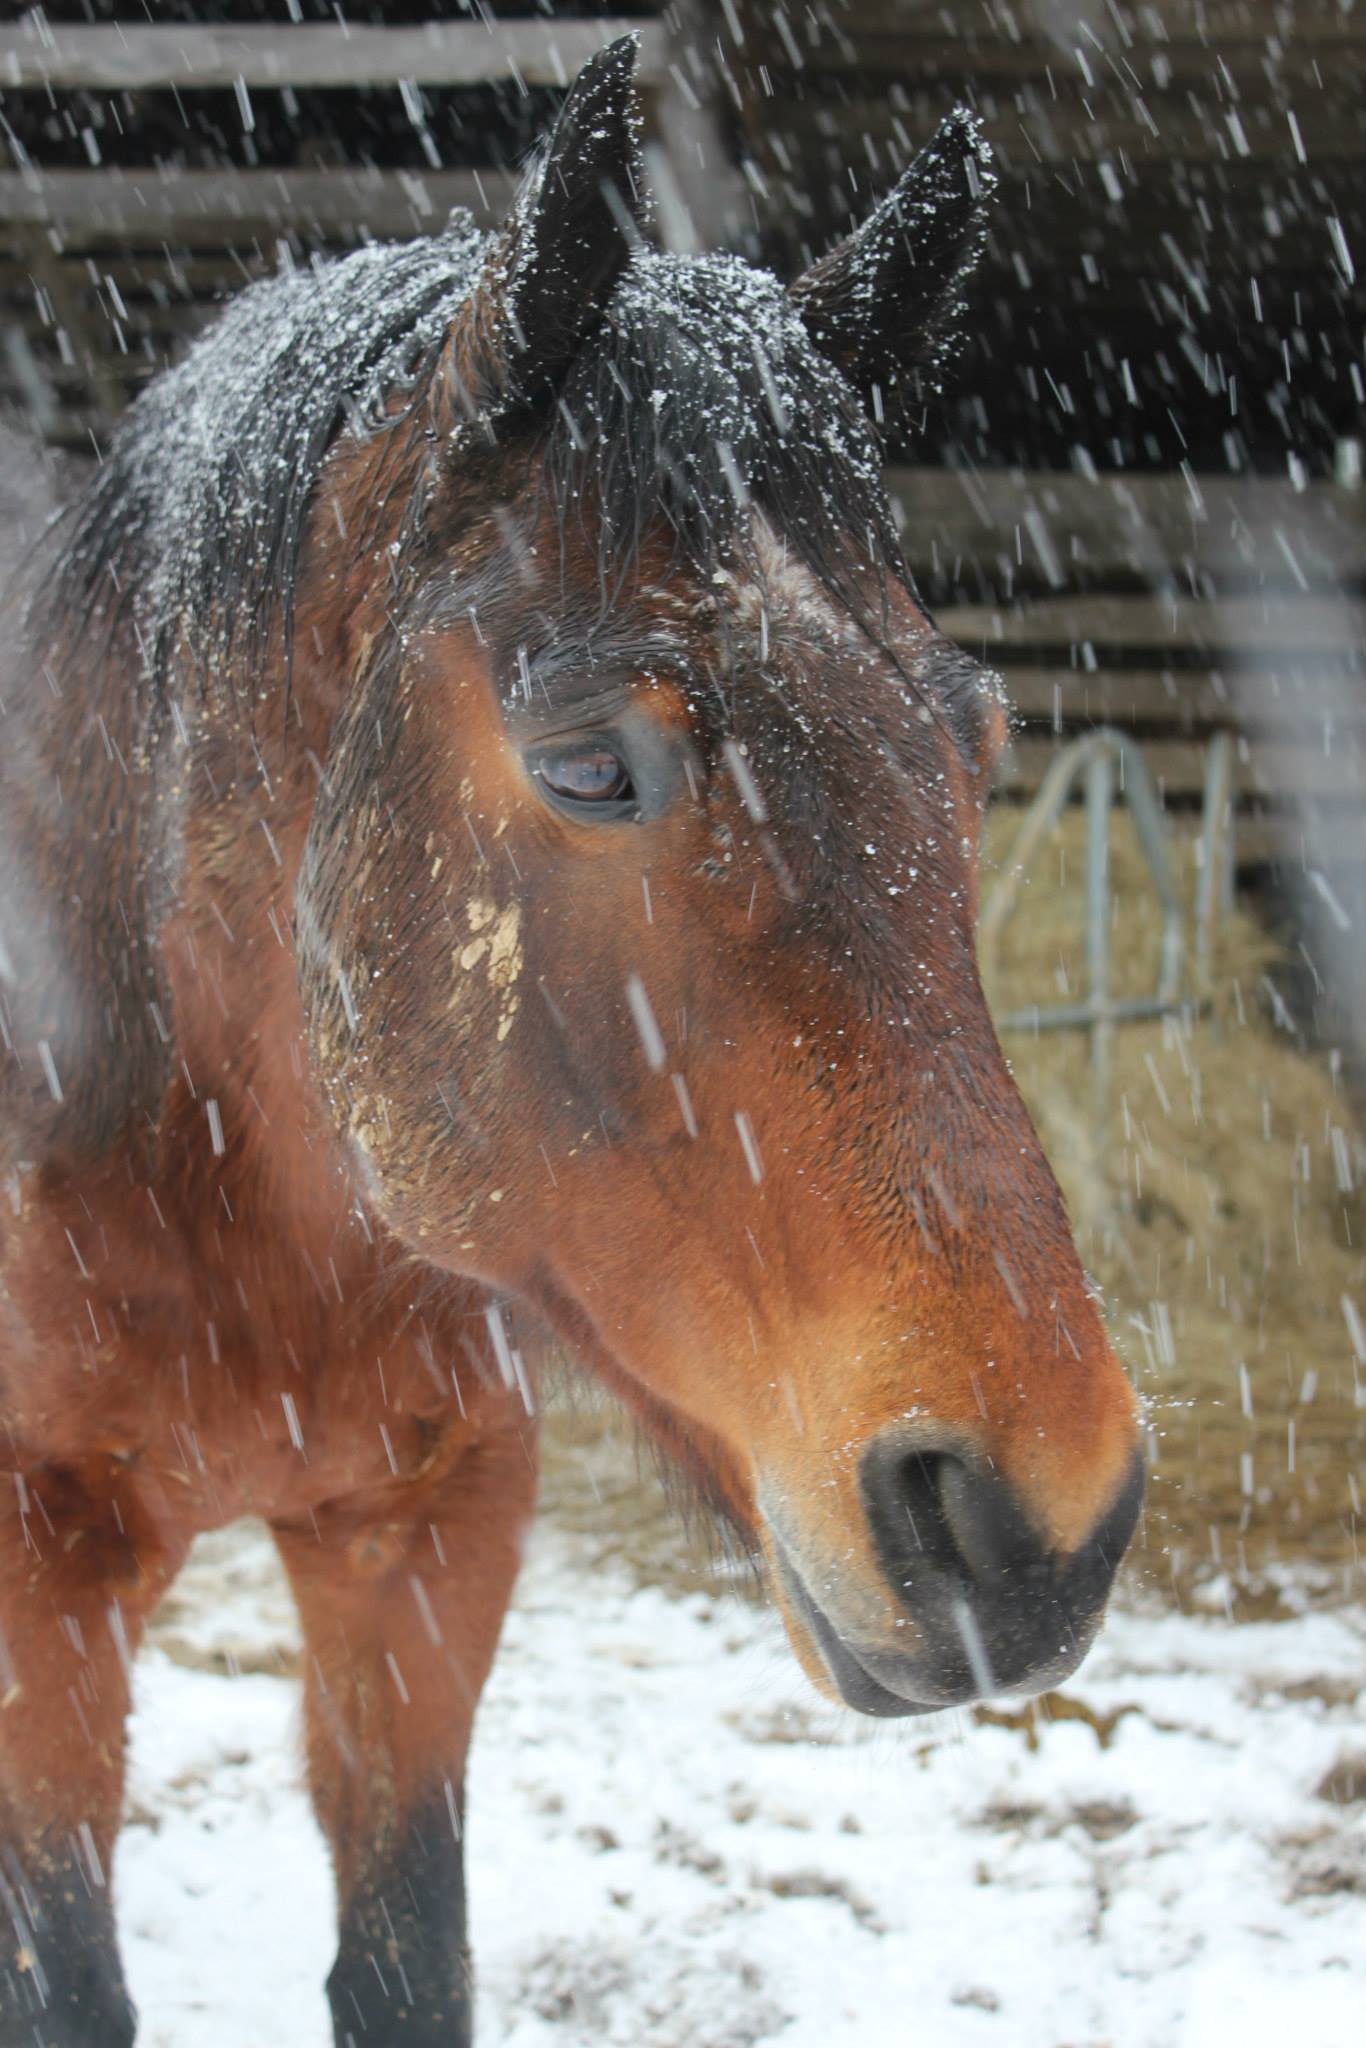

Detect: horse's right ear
[445,36,647,420]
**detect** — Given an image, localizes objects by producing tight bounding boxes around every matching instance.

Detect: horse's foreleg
[0,1463,183,2048]
[273,1412,536,2048]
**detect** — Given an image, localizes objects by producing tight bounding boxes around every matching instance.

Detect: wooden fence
[0,5,742,448]
[726,0,1363,472]
[890,468,1366,869]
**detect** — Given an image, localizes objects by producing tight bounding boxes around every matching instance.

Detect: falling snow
[1,8,1364,2045]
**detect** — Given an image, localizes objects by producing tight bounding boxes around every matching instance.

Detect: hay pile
[982,809,1365,1606]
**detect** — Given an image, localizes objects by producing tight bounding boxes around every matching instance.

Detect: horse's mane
[33,217,487,693]
[33,217,908,698]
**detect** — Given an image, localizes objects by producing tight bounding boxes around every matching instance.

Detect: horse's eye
[537,745,634,808]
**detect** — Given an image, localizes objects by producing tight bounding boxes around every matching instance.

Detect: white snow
[123,1521,1364,2048]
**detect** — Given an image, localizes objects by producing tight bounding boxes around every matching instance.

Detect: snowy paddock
[124,1514,1364,2048]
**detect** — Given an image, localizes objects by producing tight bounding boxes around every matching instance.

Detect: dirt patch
[972,1691,1139,1751]
[757,1867,884,1930]
[1317,1754,1366,1807]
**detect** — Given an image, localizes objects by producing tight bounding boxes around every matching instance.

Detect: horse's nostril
[862,1443,967,1591]
[862,1436,1042,1596]
[934,1455,1030,1582]
[891,1452,965,1575]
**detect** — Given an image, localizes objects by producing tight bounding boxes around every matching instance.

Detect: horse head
[299,38,1143,1717]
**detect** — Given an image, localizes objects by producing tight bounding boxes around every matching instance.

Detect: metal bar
[997,996,1202,1032]
[0,22,668,93]
[1085,746,1114,1130]
[984,726,1186,1026]
[979,730,1107,978]
[1195,729,1236,995]
[1107,731,1185,1002]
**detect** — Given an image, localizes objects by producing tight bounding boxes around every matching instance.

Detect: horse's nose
[860,1431,1145,1699]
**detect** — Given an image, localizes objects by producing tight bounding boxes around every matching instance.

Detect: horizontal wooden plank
[0,167,521,240]
[13,414,107,452]
[751,143,1366,226]
[767,29,1366,91]
[807,0,1366,45]
[942,593,1366,659]
[744,91,1366,167]
[0,250,272,294]
[1000,666,1366,734]
[2,296,210,341]
[0,21,666,93]
[893,468,1366,592]
[986,797,1366,869]
[1233,811,1366,866]
[998,734,1366,805]
[7,208,1338,301]
[0,357,159,404]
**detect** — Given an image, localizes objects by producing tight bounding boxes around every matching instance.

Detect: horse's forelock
[542,251,903,604]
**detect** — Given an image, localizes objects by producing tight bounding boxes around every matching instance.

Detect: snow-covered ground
[122,1519,1364,2048]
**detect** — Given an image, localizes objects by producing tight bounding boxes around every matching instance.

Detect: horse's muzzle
[775,1436,1145,1719]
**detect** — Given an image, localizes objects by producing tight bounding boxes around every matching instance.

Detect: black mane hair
[32,214,913,700]
[543,247,907,627]
[32,218,487,693]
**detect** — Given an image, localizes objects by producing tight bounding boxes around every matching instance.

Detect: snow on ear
[446,35,648,419]
[788,108,996,431]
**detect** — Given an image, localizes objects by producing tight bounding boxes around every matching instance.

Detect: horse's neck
[0,587,315,1177]
[1,429,389,1188]
[163,508,410,1211]
[0,594,176,1168]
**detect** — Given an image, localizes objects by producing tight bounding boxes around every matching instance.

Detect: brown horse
[0,39,1142,2048]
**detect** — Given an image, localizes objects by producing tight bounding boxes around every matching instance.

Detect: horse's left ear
[447,36,648,419]
[789,109,996,429]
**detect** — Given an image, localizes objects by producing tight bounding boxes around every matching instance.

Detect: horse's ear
[447,36,647,418]
[788,109,995,430]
